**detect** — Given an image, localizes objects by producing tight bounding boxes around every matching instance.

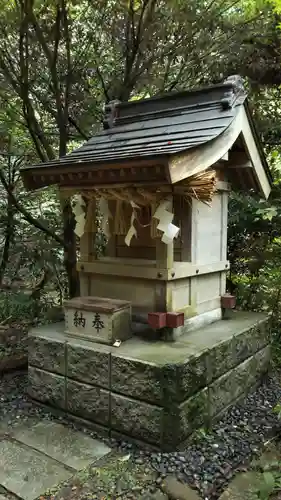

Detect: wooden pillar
[80,197,97,262]
[79,233,94,296]
[155,197,174,311]
[156,239,173,269]
[79,198,97,296]
[80,232,95,262]
[105,201,117,257]
[177,197,191,262]
[155,197,174,270]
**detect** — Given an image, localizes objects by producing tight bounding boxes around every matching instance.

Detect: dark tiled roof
[22,76,248,172]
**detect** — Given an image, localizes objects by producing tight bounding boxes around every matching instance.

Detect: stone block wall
[28,314,270,450]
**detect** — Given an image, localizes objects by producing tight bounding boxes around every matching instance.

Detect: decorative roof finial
[103,100,121,129]
[221,75,246,110]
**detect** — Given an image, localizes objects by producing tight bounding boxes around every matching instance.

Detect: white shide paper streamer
[125,201,140,246]
[72,194,86,238]
[153,200,180,245]
[125,211,137,246]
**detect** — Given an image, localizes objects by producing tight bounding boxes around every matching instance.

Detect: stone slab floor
[0,419,111,500]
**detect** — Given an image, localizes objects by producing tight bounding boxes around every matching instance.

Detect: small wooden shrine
[24,76,273,450]
[21,75,272,339]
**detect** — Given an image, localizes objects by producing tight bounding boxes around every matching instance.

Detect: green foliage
[255,456,281,499]
[227,156,281,366]
[268,0,281,13]
[258,471,276,499]
[273,403,281,418]
[0,290,55,325]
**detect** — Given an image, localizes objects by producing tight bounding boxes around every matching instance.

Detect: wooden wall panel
[89,274,157,312]
[192,194,224,265]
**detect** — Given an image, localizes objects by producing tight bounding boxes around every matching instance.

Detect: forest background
[1,0,281,332]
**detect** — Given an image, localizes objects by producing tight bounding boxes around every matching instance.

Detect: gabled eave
[168,103,272,199]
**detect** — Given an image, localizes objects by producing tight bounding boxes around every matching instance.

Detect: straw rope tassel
[76,170,216,228]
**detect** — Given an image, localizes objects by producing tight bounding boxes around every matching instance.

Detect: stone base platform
[28,312,271,450]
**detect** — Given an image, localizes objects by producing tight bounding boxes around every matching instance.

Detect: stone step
[0,480,23,499]
[161,476,202,500]
[12,419,111,470]
[218,472,262,500]
[49,451,166,500]
[0,419,111,500]
[0,495,16,500]
[0,438,72,500]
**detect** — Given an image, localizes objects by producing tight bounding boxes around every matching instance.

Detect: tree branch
[0,168,66,248]
[96,65,110,102]
[0,9,56,162]
[68,116,89,140]
[30,5,68,156]
[63,0,71,107]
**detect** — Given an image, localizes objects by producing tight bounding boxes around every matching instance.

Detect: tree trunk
[61,198,79,298]
[58,132,79,299]
[0,194,15,285]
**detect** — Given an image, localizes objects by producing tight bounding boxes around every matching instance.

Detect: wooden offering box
[64,296,131,345]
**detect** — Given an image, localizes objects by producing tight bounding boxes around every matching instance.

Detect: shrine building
[22,76,272,449]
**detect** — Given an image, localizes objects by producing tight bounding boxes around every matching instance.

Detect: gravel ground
[1,370,281,499]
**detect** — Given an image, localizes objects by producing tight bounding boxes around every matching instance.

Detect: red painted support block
[166,312,184,328]
[147,312,167,330]
[221,294,236,309]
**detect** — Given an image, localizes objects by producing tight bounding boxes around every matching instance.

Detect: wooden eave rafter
[22,156,170,191]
